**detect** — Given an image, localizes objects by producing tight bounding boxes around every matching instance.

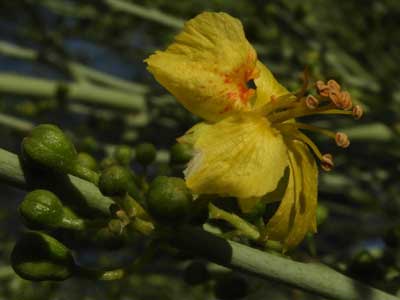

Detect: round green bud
[184,261,209,285]
[170,143,193,165]
[347,250,384,282]
[77,152,97,171]
[114,145,133,166]
[135,143,156,166]
[99,157,118,170]
[214,274,248,300]
[11,231,75,281]
[99,165,132,196]
[80,136,100,154]
[21,124,77,171]
[19,190,64,229]
[146,176,192,223]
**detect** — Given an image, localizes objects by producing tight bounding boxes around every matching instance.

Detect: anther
[315,80,329,97]
[305,95,319,109]
[340,91,353,110]
[328,89,342,107]
[335,132,350,148]
[321,154,334,172]
[352,105,363,120]
[327,79,341,91]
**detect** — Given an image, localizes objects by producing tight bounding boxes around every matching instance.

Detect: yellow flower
[145,12,362,249]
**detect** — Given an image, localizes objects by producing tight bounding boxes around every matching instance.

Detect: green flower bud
[184,261,210,285]
[114,145,133,166]
[146,176,192,223]
[19,190,63,229]
[22,124,99,184]
[135,143,156,166]
[80,136,100,154]
[11,231,75,281]
[19,190,86,231]
[170,143,193,165]
[77,152,97,171]
[22,124,77,170]
[99,157,118,170]
[214,274,248,300]
[347,250,384,282]
[91,227,125,250]
[99,165,132,196]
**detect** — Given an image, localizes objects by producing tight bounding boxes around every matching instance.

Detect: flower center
[222,52,260,108]
[258,76,363,171]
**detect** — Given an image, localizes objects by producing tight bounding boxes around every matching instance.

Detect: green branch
[0,147,398,300]
[0,73,145,112]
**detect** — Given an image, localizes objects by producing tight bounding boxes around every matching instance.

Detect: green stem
[0,147,398,300]
[76,266,125,281]
[174,226,400,300]
[208,203,260,240]
[129,218,155,236]
[0,73,145,112]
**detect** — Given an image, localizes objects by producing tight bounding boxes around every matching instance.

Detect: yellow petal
[184,113,288,198]
[264,140,318,250]
[145,12,259,122]
[253,61,289,109]
[177,122,212,145]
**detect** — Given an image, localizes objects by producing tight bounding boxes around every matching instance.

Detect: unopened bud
[335,132,350,148]
[11,231,75,281]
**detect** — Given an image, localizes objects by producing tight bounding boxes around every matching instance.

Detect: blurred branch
[0,73,145,111]
[0,41,148,94]
[0,147,398,300]
[0,112,34,133]
[105,0,184,29]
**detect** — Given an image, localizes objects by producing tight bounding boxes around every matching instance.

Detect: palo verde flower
[145,12,362,249]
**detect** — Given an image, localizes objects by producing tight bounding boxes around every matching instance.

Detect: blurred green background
[0,0,399,299]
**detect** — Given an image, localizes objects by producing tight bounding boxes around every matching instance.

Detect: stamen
[295,66,310,97]
[278,126,324,160]
[285,122,336,139]
[321,154,334,171]
[315,80,330,97]
[335,132,350,148]
[329,90,342,107]
[352,105,363,120]
[327,79,341,91]
[340,91,353,110]
[269,103,352,123]
[258,93,297,115]
[305,95,319,109]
